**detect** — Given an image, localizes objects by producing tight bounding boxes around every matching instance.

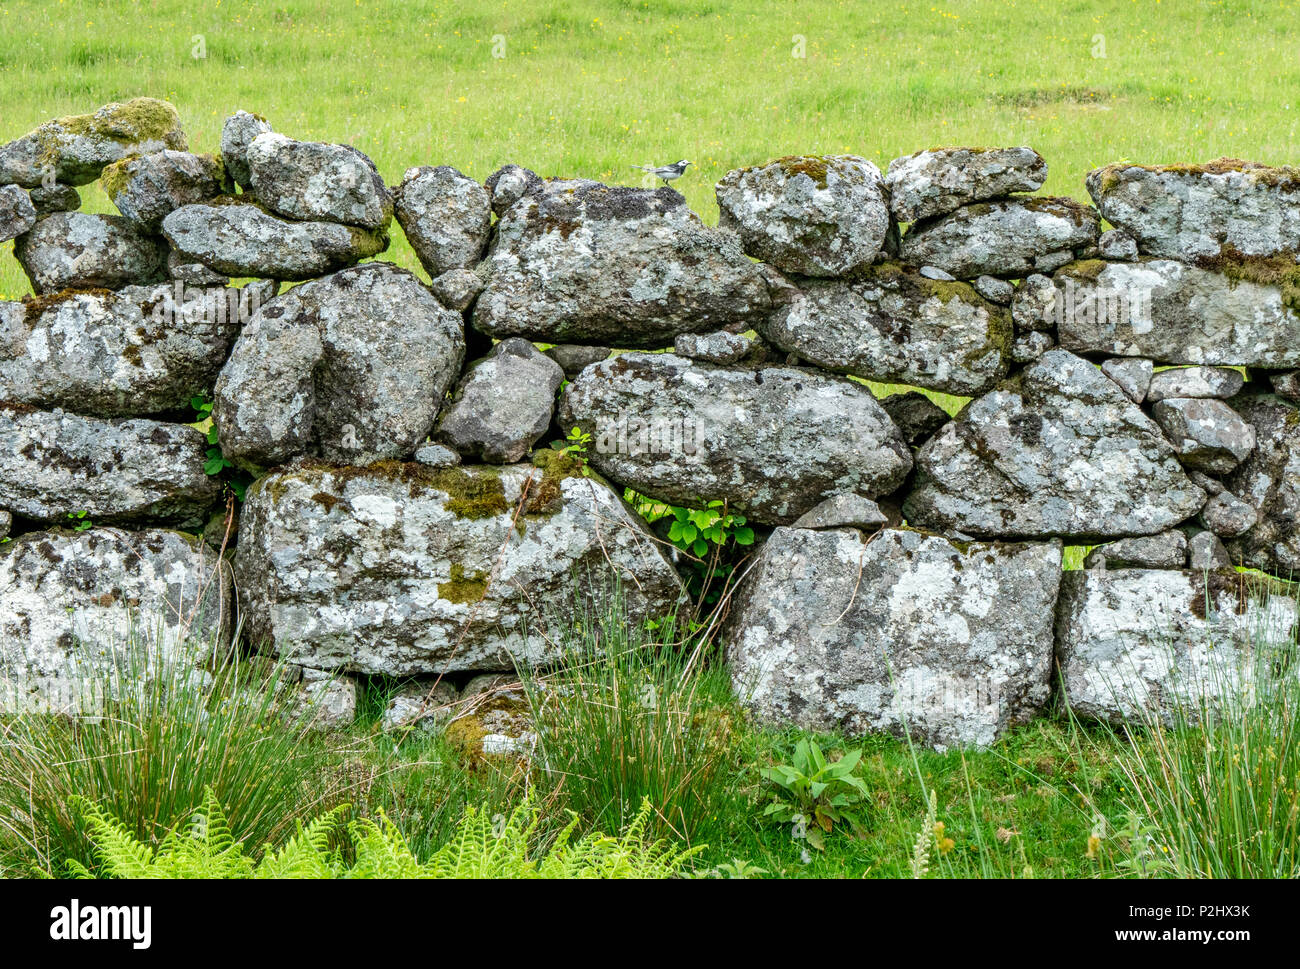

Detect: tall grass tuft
[0,622,344,876]
[517,591,740,847]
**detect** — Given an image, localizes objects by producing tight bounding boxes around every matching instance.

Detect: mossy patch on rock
[438,562,489,603]
[1196,244,1300,315]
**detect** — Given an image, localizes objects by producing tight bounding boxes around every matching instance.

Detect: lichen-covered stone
[1010,274,1057,332]
[1083,531,1187,570]
[1097,228,1139,261]
[246,133,392,229]
[898,197,1100,278]
[472,182,771,347]
[436,338,564,464]
[28,183,81,215]
[879,391,949,446]
[758,263,1012,396]
[715,155,890,276]
[1086,159,1300,260]
[672,330,752,364]
[162,202,388,281]
[394,166,491,277]
[219,110,272,187]
[381,679,459,735]
[1101,358,1154,403]
[0,183,36,243]
[1151,397,1256,474]
[102,150,227,232]
[484,164,543,216]
[973,274,1015,305]
[1011,330,1054,363]
[0,98,186,187]
[544,344,610,378]
[1187,529,1233,570]
[234,460,683,674]
[1054,259,1300,367]
[1056,568,1297,725]
[725,526,1062,750]
[559,353,912,524]
[0,527,231,714]
[0,280,273,417]
[214,263,464,472]
[14,212,165,293]
[1146,366,1244,401]
[429,267,485,312]
[791,494,886,531]
[904,350,1206,540]
[884,146,1047,224]
[1224,394,1300,574]
[0,407,220,527]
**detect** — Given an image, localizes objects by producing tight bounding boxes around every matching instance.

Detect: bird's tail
[630,164,651,172]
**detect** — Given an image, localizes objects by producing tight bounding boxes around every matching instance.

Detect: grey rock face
[791,494,886,531]
[436,338,564,464]
[899,197,1100,278]
[0,527,231,714]
[1224,394,1300,574]
[14,212,165,293]
[429,267,485,312]
[1010,274,1057,331]
[1097,228,1139,261]
[0,509,9,540]
[884,147,1047,224]
[715,155,890,276]
[725,526,1062,750]
[1188,529,1234,570]
[0,184,36,242]
[1270,371,1300,401]
[214,263,464,472]
[974,274,1015,305]
[472,183,771,347]
[1011,330,1054,364]
[1084,531,1188,570]
[673,330,752,364]
[544,344,610,378]
[1151,397,1256,474]
[759,264,1012,396]
[0,407,219,527]
[559,353,912,525]
[1101,358,1154,403]
[0,98,186,187]
[162,202,388,280]
[246,133,392,229]
[1209,503,1273,559]
[103,150,227,231]
[0,281,271,417]
[166,249,230,285]
[393,166,492,277]
[904,350,1206,540]
[1056,568,1298,725]
[1053,259,1300,367]
[234,460,683,674]
[880,391,949,446]
[1086,159,1300,260]
[1147,366,1245,401]
[413,443,460,468]
[484,164,543,216]
[219,110,273,187]
[28,184,81,216]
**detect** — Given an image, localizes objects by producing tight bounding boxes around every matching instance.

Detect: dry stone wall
[2,99,1299,746]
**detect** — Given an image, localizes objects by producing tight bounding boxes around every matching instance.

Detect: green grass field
[2,0,1299,299]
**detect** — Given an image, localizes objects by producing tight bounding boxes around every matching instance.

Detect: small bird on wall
[631,159,691,186]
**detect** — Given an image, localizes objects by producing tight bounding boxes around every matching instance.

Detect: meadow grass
[3,0,1299,299]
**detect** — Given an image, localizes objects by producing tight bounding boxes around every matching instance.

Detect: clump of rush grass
[0,617,351,877]
[515,587,741,848]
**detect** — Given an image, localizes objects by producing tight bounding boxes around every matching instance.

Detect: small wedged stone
[0,406,219,527]
[1101,358,1154,403]
[0,184,36,243]
[14,212,165,293]
[1010,274,1057,332]
[672,330,751,364]
[0,98,186,187]
[0,509,10,540]
[381,679,459,735]
[234,460,683,675]
[413,443,460,468]
[898,197,1100,279]
[429,267,485,312]
[715,154,890,276]
[214,263,464,472]
[1056,568,1298,726]
[879,391,949,447]
[28,184,81,215]
[246,132,392,229]
[102,150,227,232]
[1225,394,1300,575]
[904,349,1206,541]
[1146,366,1244,402]
[724,527,1062,750]
[1086,158,1300,261]
[1151,397,1256,474]
[436,338,564,464]
[884,147,1047,223]
[394,166,492,277]
[559,353,912,525]
[484,164,543,216]
[973,274,1014,305]
[1054,259,1300,367]
[1200,490,1258,538]
[1084,531,1187,570]
[292,668,358,731]
[472,182,771,347]
[544,344,610,378]
[1187,530,1234,570]
[162,202,388,280]
[791,494,886,531]
[758,263,1012,396]
[1012,330,1054,363]
[1097,228,1139,261]
[219,110,273,187]
[0,527,231,715]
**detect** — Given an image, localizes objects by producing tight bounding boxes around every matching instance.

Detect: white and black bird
[632,159,691,186]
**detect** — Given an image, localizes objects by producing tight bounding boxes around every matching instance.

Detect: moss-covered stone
[438,562,489,603]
